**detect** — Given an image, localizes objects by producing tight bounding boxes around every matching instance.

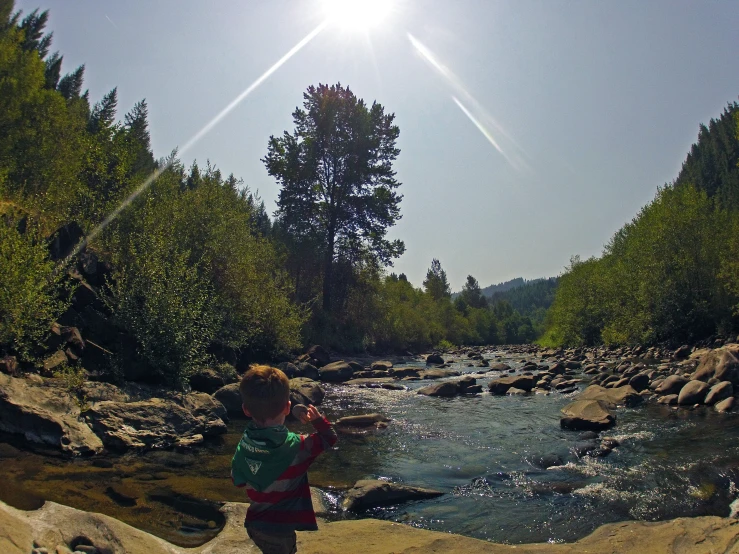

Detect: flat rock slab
[342,480,444,511]
[418,369,461,380]
[0,374,103,456]
[335,414,390,427]
[560,400,615,431]
[578,385,642,408]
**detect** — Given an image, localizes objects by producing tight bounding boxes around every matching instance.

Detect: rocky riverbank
[3,499,739,554]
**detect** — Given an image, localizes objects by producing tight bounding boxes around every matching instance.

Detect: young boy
[231,365,337,554]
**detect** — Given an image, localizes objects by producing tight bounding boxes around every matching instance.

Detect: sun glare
[322,0,394,31]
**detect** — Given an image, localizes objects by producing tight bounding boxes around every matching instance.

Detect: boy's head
[239,365,291,423]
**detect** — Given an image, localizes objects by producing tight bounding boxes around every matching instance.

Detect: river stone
[370,361,393,372]
[289,378,325,406]
[507,387,528,396]
[655,375,689,396]
[342,480,444,511]
[388,367,419,378]
[305,345,331,367]
[296,362,320,381]
[629,373,650,392]
[425,354,445,365]
[417,382,458,397]
[213,383,242,415]
[489,362,511,372]
[335,414,390,427]
[318,361,354,382]
[705,382,733,406]
[461,384,483,394]
[277,362,299,379]
[578,385,642,408]
[692,347,739,384]
[419,368,460,380]
[0,374,103,456]
[715,397,736,413]
[488,375,536,395]
[560,400,615,431]
[180,392,228,435]
[677,380,710,406]
[657,394,679,405]
[533,453,564,469]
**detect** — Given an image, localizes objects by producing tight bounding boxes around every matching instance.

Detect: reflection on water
[2,352,739,546]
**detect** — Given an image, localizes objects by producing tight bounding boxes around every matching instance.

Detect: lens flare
[322,0,394,31]
[407,33,528,171]
[60,21,328,268]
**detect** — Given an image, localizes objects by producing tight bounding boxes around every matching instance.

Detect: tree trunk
[323,233,335,312]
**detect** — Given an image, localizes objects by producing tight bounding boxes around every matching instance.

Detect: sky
[19,0,739,290]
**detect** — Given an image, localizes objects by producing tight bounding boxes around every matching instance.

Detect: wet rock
[213,383,242,415]
[655,375,689,396]
[419,368,460,380]
[347,361,364,373]
[417,382,458,397]
[381,382,405,391]
[342,480,443,511]
[461,384,483,394]
[425,354,445,365]
[388,367,419,378]
[677,380,710,406]
[560,400,615,431]
[335,414,390,428]
[704,382,733,406]
[715,397,735,413]
[289,378,325,406]
[318,361,354,383]
[305,345,331,368]
[628,373,650,392]
[370,361,393,372]
[488,375,536,395]
[296,362,319,381]
[189,368,226,394]
[577,431,599,441]
[87,398,208,451]
[507,387,528,396]
[579,385,642,408]
[0,374,103,455]
[277,362,299,379]
[658,394,679,405]
[692,347,739,384]
[572,440,599,458]
[489,362,511,372]
[565,360,582,370]
[533,453,564,469]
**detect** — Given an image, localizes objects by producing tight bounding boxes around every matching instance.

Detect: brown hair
[239,365,290,421]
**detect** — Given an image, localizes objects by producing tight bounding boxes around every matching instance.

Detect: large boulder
[289,377,325,406]
[692,347,739,384]
[318,361,354,383]
[277,362,299,378]
[213,383,243,415]
[655,375,689,396]
[419,368,460,380]
[560,400,615,431]
[705,382,733,406]
[629,373,650,392]
[296,362,320,381]
[578,385,642,408]
[677,380,710,406]
[180,392,228,435]
[488,375,536,395]
[305,345,331,368]
[87,398,215,451]
[417,382,458,397]
[370,361,393,372]
[0,374,103,456]
[189,368,226,394]
[342,480,443,512]
[489,362,511,372]
[425,354,445,365]
[715,397,736,413]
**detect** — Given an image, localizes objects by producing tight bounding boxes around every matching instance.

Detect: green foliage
[423,258,451,301]
[0,213,67,360]
[53,362,88,410]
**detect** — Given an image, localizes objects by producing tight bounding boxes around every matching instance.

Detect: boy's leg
[246,526,297,554]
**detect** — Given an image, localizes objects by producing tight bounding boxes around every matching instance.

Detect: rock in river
[289,377,325,406]
[417,381,458,397]
[578,385,642,408]
[705,382,733,406]
[213,383,242,415]
[342,480,443,511]
[0,374,103,456]
[318,361,354,382]
[488,375,535,395]
[677,380,710,406]
[560,400,615,431]
[655,375,689,396]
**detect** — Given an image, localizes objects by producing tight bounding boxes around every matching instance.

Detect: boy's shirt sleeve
[301,416,338,458]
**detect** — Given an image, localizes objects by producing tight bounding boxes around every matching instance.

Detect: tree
[423,258,451,301]
[264,83,404,311]
[460,274,488,309]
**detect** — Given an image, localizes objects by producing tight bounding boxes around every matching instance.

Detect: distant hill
[481,277,536,298]
[490,277,559,313]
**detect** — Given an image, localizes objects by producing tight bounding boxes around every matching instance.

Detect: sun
[321,0,395,32]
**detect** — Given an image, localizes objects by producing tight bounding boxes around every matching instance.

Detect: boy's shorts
[246,526,297,554]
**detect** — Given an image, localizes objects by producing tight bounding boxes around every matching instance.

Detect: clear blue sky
[19,0,739,289]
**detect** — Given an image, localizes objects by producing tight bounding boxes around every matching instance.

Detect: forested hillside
[0,3,538,389]
[542,103,739,346]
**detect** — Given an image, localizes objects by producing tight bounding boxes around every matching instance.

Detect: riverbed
[1,350,738,547]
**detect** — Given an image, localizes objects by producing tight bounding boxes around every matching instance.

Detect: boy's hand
[300,404,322,424]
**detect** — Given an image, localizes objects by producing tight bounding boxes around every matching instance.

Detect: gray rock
[715,397,735,413]
[277,362,299,379]
[189,368,226,394]
[296,362,319,381]
[488,375,536,395]
[305,345,331,367]
[657,394,679,405]
[506,387,528,396]
[342,480,443,511]
[335,414,390,427]
[425,354,445,365]
[370,361,393,372]
[318,361,354,382]
[489,362,512,372]
[705,382,733,406]
[578,385,642,408]
[289,378,325,406]
[628,373,650,392]
[419,368,460,380]
[560,400,615,431]
[417,382,458,397]
[213,383,242,415]
[388,367,420,378]
[677,380,710,406]
[655,375,689,396]
[0,374,103,455]
[180,392,228,435]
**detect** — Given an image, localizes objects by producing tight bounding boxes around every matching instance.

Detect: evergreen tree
[57,64,84,100]
[460,274,488,309]
[423,258,451,301]
[124,99,155,175]
[43,50,61,89]
[19,8,51,57]
[265,83,404,312]
[88,87,118,134]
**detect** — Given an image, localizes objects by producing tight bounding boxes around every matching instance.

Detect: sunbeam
[407,32,529,171]
[60,21,328,269]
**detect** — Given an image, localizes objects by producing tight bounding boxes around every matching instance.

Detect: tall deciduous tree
[264,83,404,311]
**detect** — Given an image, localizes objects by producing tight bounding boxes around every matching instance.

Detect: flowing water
[2,350,738,547]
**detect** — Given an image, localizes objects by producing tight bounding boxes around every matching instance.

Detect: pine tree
[19,9,51,57]
[423,259,451,301]
[57,64,84,99]
[461,274,487,309]
[88,87,118,134]
[44,51,62,89]
[124,99,155,175]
